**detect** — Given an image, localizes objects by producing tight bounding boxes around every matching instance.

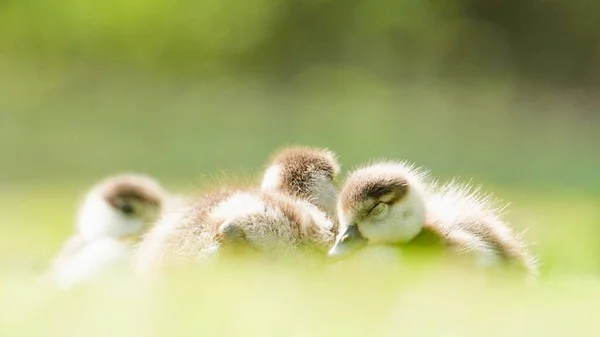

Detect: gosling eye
[341,235,350,244]
[369,202,387,217]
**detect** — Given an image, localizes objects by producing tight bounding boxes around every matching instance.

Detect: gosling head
[328,162,428,258]
[76,174,166,242]
[261,146,340,217]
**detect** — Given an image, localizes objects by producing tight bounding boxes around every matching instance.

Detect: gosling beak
[328,224,367,258]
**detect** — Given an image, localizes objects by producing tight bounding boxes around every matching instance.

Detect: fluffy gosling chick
[52,174,168,288]
[135,189,335,271]
[328,162,537,276]
[261,147,341,220]
[139,146,341,271]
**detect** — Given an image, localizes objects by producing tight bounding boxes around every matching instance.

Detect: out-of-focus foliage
[2,0,600,88]
[2,64,599,192]
[1,0,598,189]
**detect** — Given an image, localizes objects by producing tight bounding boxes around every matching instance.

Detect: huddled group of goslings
[50,146,538,289]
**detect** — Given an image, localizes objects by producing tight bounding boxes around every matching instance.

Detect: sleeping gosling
[136,148,341,271]
[135,188,335,271]
[328,162,538,277]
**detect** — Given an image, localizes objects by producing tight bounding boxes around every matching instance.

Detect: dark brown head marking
[358,177,408,203]
[99,175,164,212]
[340,174,409,213]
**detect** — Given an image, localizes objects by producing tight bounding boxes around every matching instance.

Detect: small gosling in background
[328,162,538,277]
[51,174,172,289]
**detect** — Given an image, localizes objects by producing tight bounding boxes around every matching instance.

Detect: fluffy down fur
[135,188,336,272]
[135,188,235,271]
[261,146,341,221]
[423,180,538,276]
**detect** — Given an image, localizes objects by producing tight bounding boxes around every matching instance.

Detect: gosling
[328,162,538,277]
[137,146,341,271]
[223,146,341,261]
[135,188,335,271]
[51,173,172,289]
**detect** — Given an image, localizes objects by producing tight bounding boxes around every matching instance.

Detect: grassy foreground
[1,185,599,337]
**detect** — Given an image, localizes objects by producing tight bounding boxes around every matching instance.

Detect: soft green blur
[1,1,600,336]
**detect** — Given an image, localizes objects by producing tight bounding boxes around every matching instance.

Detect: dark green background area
[1,67,599,194]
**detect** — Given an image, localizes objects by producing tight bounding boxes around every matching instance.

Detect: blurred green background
[1,0,600,188]
[1,1,600,335]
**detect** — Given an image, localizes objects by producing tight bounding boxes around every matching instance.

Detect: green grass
[1,185,599,337]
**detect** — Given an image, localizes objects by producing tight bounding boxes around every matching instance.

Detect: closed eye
[368,202,386,216]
